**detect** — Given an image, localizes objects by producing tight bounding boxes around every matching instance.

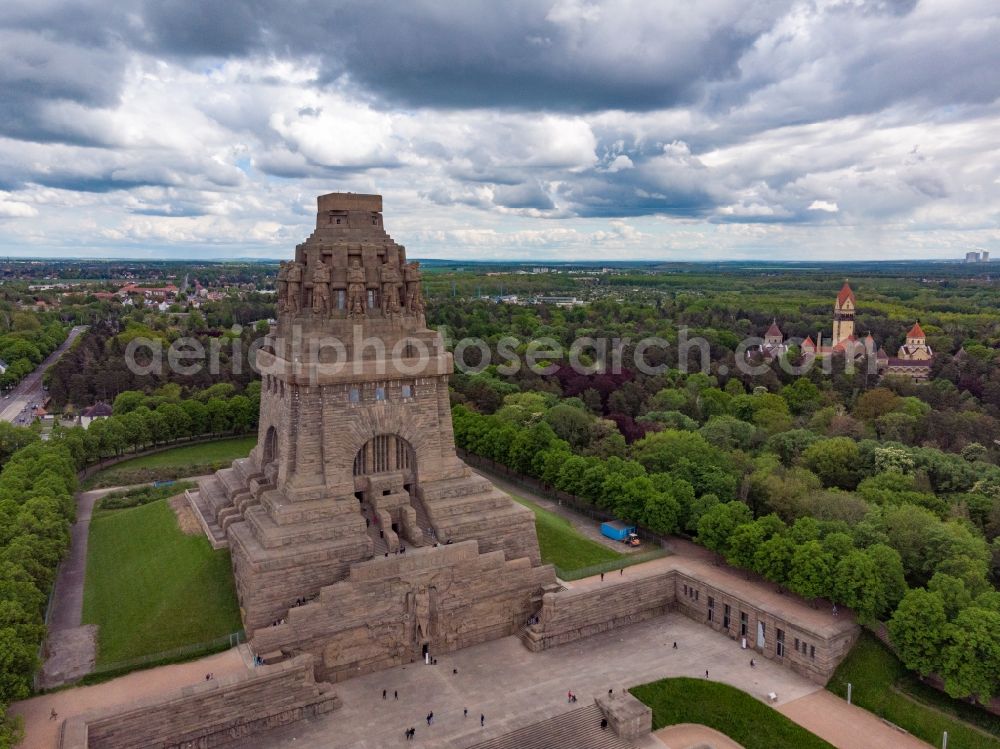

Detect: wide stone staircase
[186,458,266,550]
[463,704,636,749]
[418,472,541,562]
[408,491,438,545]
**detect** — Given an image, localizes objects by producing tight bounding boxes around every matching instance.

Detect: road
[0,324,87,424]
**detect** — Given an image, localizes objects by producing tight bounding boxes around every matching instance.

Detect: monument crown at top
[317,192,382,226]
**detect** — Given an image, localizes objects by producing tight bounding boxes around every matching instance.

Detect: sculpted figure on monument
[380,256,402,317]
[347,256,366,318]
[276,261,289,313]
[311,260,332,316]
[414,586,432,642]
[404,261,424,315]
[286,261,304,315]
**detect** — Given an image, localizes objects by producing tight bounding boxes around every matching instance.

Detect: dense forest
[438,268,1000,704]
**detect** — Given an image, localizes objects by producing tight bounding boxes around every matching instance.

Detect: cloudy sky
[0,0,998,261]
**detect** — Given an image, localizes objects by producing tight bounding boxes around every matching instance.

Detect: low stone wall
[597,691,653,741]
[523,559,860,685]
[523,570,675,651]
[60,655,338,749]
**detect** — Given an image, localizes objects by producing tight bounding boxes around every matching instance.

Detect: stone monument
[188,192,556,683]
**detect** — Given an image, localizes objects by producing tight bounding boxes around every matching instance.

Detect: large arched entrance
[352,434,416,488]
[352,435,431,548]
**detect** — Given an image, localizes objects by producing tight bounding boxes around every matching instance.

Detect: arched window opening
[353,434,415,477]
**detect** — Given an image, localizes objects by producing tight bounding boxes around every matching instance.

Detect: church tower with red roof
[832,281,856,344]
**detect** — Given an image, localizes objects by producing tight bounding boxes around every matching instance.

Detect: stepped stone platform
[465,703,638,749]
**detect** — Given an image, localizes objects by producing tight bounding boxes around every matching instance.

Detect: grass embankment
[828,632,1000,748]
[507,492,631,577]
[84,436,256,488]
[82,498,242,667]
[632,677,835,749]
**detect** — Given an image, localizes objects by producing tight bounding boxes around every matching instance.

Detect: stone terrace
[247,614,821,749]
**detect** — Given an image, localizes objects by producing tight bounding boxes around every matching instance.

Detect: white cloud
[0,1,997,259]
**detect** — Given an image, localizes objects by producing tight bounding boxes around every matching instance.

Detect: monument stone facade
[188,193,556,682]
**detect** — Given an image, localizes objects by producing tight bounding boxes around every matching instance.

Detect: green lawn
[828,632,1000,748]
[631,677,834,749]
[85,437,256,488]
[507,492,626,574]
[82,498,242,666]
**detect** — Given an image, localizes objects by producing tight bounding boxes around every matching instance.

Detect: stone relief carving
[347,256,367,318]
[404,261,424,315]
[285,261,304,316]
[311,260,332,316]
[380,256,402,317]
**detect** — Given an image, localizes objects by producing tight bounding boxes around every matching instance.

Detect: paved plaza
[248,614,819,749]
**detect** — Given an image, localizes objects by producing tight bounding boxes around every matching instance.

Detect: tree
[853,388,899,422]
[833,550,884,623]
[642,491,680,535]
[699,416,756,451]
[764,429,819,466]
[685,493,719,535]
[939,606,1000,701]
[927,573,973,618]
[866,543,908,614]
[888,588,948,677]
[801,437,861,490]
[696,501,752,555]
[634,429,719,474]
[205,397,231,436]
[788,540,834,602]
[544,404,593,449]
[883,504,941,583]
[781,378,822,415]
[507,421,559,477]
[753,532,795,583]
[872,446,915,474]
[726,520,767,571]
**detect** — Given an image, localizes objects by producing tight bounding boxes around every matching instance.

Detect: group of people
[399,707,486,741]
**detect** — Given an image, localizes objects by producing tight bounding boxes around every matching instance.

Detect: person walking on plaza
[480,713,485,727]
[382,688,387,699]
[427,711,434,725]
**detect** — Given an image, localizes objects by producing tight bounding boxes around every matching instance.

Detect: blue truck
[600,520,638,544]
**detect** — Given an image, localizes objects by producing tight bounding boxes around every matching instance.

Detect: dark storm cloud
[282,0,777,112]
[0,25,129,144]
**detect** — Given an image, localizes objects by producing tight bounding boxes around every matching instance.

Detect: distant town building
[752,282,932,381]
[534,295,584,307]
[118,282,179,298]
[882,322,934,382]
[79,402,113,428]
